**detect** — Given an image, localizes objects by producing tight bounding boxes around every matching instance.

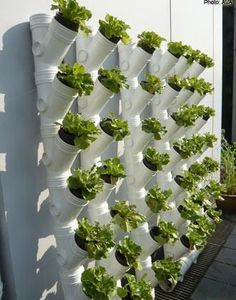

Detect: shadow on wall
[0,22,62,299]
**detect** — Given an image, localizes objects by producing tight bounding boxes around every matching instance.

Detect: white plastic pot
[187,91,205,105]
[42,131,79,177]
[156,171,173,191]
[42,17,78,66]
[57,234,88,270]
[184,118,207,138]
[163,116,179,139]
[96,248,129,279]
[131,223,158,256]
[125,85,154,117]
[131,125,152,152]
[183,61,205,78]
[167,89,194,114]
[164,149,182,172]
[49,186,88,224]
[153,83,179,110]
[135,256,157,288]
[40,75,78,125]
[54,219,77,254]
[134,159,157,188]
[169,56,189,76]
[77,29,118,72]
[78,78,113,118]
[59,266,89,300]
[154,50,179,78]
[80,129,113,169]
[178,249,201,281]
[164,239,189,260]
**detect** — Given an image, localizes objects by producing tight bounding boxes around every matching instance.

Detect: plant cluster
[95,157,126,185]
[100,114,130,141]
[168,74,185,91]
[57,63,94,95]
[220,134,236,195]
[172,104,215,127]
[67,167,103,200]
[197,52,215,68]
[167,41,188,58]
[116,237,142,269]
[120,274,153,300]
[51,0,92,34]
[99,14,131,44]
[153,220,179,245]
[173,133,217,159]
[183,77,214,95]
[204,180,225,200]
[61,112,101,149]
[81,266,117,300]
[98,68,129,94]
[152,257,181,284]
[145,185,172,213]
[179,198,203,222]
[144,146,170,171]
[137,31,166,52]
[141,118,167,140]
[75,218,115,259]
[140,73,164,95]
[111,201,146,232]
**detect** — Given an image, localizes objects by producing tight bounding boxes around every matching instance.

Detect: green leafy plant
[152,257,181,284]
[189,157,219,177]
[144,146,170,171]
[145,185,172,213]
[141,118,167,140]
[100,114,130,141]
[152,220,179,245]
[140,73,164,95]
[183,77,214,95]
[204,180,225,200]
[167,74,185,91]
[67,168,103,200]
[57,63,94,95]
[197,52,214,68]
[75,218,115,259]
[98,68,129,93]
[172,104,215,127]
[111,201,146,232]
[179,198,202,222]
[120,274,153,300]
[116,237,142,269]
[173,133,217,159]
[167,41,187,58]
[175,172,199,192]
[205,205,222,224]
[99,14,131,44]
[137,31,166,53]
[95,157,126,185]
[51,0,92,34]
[81,266,117,300]
[220,134,236,194]
[61,112,101,149]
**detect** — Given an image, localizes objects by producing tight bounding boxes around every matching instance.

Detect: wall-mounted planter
[42,15,78,66]
[42,129,79,176]
[77,29,118,72]
[40,123,60,156]
[134,158,157,188]
[187,91,205,105]
[169,56,189,76]
[54,219,77,252]
[135,256,157,289]
[78,77,114,118]
[97,248,129,279]
[183,61,205,78]
[131,127,152,153]
[49,187,89,224]
[167,89,194,114]
[154,50,178,78]
[39,75,77,125]
[57,233,89,270]
[152,83,179,110]
[164,238,189,260]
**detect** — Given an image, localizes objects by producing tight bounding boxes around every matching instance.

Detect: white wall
[0,1,222,299]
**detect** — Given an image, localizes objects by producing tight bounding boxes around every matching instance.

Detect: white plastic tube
[152,83,179,110]
[40,123,60,157]
[135,256,157,288]
[78,78,113,118]
[187,92,205,105]
[134,159,157,188]
[168,56,189,76]
[168,89,194,114]
[49,186,88,224]
[42,17,78,66]
[77,30,118,72]
[40,75,78,125]
[164,239,189,260]
[42,131,79,177]
[183,61,205,78]
[154,50,179,78]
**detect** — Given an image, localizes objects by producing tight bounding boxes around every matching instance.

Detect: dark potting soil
[143,157,158,172]
[55,13,78,32]
[69,188,84,199]
[151,246,165,262]
[168,82,182,92]
[138,44,155,54]
[100,118,114,137]
[74,234,87,251]
[99,27,120,44]
[150,226,160,241]
[115,250,129,267]
[180,235,190,249]
[58,128,75,145]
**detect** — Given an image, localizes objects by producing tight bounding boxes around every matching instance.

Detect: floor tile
[225,234,236,250]
[215,247,236,266]
[224,284,236,300]
[205,261,236,285]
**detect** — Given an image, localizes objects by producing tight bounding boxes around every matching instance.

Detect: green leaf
[98,68,129,93]
[142,117,167,140]
[117,237,142,269]
[152,257,181,283]
[144,146,170,171]
[137,31,166,50]
[100,114,130,141]
[145,185,172,213]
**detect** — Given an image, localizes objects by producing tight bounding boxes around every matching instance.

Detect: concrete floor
[191,215,236,300]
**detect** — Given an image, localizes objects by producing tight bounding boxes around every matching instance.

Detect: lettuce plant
[98,68,129,93]
[75,218,115,259]
[51,0,92,34]
[152,257,181,285]
[144,146,170,171]
[167,41,187,58]
[140,73,164,94]
[145,185,172,213]
[152,220,179,245]
[142,117,167,140]
[57,63,94,95]
[197,53,214,68]
[99,14,131,44]
[167,74,185,91]
[137,31,166,53]
[111,201,146,232]
[183,77,214,95]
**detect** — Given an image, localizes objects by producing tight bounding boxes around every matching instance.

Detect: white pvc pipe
[135,256,157,288]
[187,91,205,105]
[40,123,60,157]
[40,75,78,125]
[152,83,179,110]
[153,50,179,78]
[77,29,118,72]
[78,78,113,118]
[42,17,78,66]
[168,89,194,114]
[168,56,189,76]
[134,159,157,188]
[164,240,189,260]
[183,61,205,78]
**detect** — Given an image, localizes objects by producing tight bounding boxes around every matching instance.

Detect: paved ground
[191,214,236,300]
